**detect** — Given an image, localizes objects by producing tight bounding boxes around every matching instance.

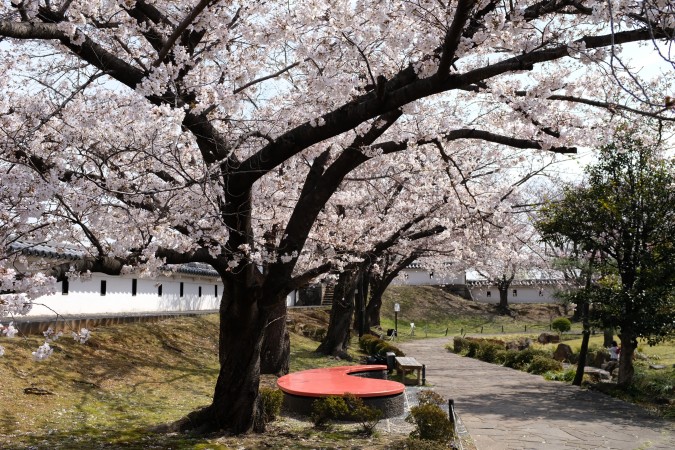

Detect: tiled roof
[170,262,220,278]
[9,241,220,278]
[8,241,84,260]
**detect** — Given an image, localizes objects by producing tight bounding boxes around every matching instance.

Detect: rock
[553,343,574,362]
[588,350,608,368]
[584,366,611,381]
[649,364,666,370]
[537,332,560,344]
[506,337,532,351]
[604,360,619,375]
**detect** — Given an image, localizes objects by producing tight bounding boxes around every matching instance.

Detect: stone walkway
[398,337,675,450]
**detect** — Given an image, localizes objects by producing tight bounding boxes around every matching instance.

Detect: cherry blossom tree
[1,0,674,435]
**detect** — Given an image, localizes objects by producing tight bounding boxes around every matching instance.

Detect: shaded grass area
[0,315,221,449]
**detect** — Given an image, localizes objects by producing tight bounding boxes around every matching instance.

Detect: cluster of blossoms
[0,322,18,358]
[72,328,91,344]
[43,327,63,342]
[1,321,18,338]
[32,342,53,361]
[0,322,90,359]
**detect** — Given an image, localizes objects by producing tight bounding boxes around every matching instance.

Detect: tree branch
[153,0,215,67]
[438,0,476,77]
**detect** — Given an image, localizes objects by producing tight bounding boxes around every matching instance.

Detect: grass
[0,315,221,449]
[379,286,577,339]
[1,314,400,450]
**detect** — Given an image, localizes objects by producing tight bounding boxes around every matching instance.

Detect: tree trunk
[352,270,368,337]
[495,274,514,315]
[260,300,290,376]
[602,329,614,348]
[617,332,637,387]
[364,254,417,331]
[497,286,510,315]
[316,269,357,356]
[175,274,267,435]
[365,281,386,330]
[573,301,591,386]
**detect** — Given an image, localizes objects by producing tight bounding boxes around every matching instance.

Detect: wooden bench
[395,356,423,385]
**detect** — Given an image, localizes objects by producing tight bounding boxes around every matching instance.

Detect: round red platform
[277,364,405,398]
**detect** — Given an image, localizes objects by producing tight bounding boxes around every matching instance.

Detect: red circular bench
[277,365,405,417]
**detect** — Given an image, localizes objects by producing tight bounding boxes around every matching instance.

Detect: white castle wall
[469,285,559,304]
[26,273,223,317]
[390,268,466,286]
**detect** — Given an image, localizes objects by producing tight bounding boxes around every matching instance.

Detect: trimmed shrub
[311,396,349,428]
[359,334,379,353]
[417,390,445,407]
[359,334,405,357]
[476,341,504,363]
[464,340,480,358]
[501,349,521,368]
[503,348,550,370]
[406,403,455,442]
[527,355,563,374]
[494,349,510,365]
[311,393,383,433]
[452,336,468,353]
[260,388,284,424]
[551,317,572,334]
[343,393,382,435]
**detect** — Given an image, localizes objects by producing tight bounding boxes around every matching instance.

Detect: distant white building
[467,281,561,304]
[392,263,466,286]
[465,270,565,304]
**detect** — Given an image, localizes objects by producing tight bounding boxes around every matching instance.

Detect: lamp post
[394,303,400,338]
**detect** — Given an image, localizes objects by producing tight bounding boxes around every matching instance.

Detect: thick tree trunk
[260,300,290,376]
[365,282,386,330]
[495,274,514,315]
[364,254,417,331]
[352,271,368,337]
[175,274,267,435]
[316,270,357,356]
[617,332,637,387]
[497,286,509,314]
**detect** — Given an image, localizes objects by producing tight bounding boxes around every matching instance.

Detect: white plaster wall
[286,290,297,307]
[26,273,222,317]
[470,285,559,304]
[390,269,465,286]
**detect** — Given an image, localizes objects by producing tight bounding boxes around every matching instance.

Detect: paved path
[398,337,675,450]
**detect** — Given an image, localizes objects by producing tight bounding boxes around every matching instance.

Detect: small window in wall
[100,280,107,296]
[538,289,544,297]
[180,282,184,297]
[62,278,69,295]
[486,290,491,297]
[132,278,138,296]
[215,285,218,297]
[158,284,163,296]
[512,289,518,297]
[198,286,202,298]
